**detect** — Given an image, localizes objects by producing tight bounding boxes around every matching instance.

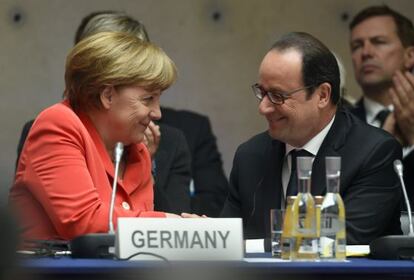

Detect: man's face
[257,49,322,147]
[350,15,409,90]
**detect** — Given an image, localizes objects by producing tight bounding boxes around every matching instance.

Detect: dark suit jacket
[221,110,402,245]
[153,124,192,214]
[160,107,229,217]
[16,120,192,215]
[351,98,414,210]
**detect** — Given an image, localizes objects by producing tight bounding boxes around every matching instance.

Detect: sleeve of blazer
[403,150,414,210]
[191,116,229,217]
[154,125,192,214]
[344,137,402,245]
[220,146,242,218]
[16,119,35,170]
[13,107,164,240]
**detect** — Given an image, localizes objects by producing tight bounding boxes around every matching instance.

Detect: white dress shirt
[363,97,393,128]
[281,115,335,207]
[363,97,413,157]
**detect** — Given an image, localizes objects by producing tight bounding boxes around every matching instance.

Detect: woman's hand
[181,212,208,218]
[165,213,181,218]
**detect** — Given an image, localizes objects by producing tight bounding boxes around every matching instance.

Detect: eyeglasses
[251,83,314,105]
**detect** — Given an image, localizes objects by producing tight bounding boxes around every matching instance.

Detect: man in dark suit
[160,108,229,217]
[221,32,402,245]
[348,5,414,210]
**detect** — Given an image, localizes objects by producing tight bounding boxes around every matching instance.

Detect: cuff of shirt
[403,146,414,158]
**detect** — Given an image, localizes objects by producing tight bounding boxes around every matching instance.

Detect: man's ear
[404,46,414,70]
[317,82,332,108]
[100,86,114,110]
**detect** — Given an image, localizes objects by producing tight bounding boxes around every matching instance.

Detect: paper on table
[346,245,370,257]
[245,239,369,257]
[245,239,265,253]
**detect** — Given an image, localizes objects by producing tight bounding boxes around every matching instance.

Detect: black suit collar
[256,136,285,238]
[262,110,352,200]
[310,111,350,195]
[351,98,366,121]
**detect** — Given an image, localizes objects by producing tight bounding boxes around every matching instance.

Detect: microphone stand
[369,160,414,259]
[70,142,124,258]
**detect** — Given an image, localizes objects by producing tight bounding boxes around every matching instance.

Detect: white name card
[115,218,243,261]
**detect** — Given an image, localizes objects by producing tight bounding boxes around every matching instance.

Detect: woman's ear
[100,86,114,110]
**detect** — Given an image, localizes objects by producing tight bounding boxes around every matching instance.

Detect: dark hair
[350,5,414,47]
[270,32,340,105]
[74,11,150,44]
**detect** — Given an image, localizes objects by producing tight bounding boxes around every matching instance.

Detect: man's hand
[165,213,182,218]
[382,112,407,146]
[142,121,161,158]
[389,70,414,146]
[181,213,208,218]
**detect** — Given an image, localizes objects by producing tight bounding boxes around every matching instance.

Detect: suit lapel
[311,111,349,195]
[261,139,285,210]
[257,137,285,238]
[351,98,367,122]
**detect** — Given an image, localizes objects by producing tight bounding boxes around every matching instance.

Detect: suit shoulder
[161,107,209,124]
[159,123,187,142]
[343,110,401,149]
[31,102,84,139]
[36,102,78,125]
[236,131,272,155]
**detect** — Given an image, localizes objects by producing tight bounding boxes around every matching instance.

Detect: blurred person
[10,32,193,241]
[221,32,402,245]
[333,53,354,108]
[349,5,414,209]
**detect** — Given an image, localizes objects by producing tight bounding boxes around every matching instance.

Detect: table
[14,253,414,280]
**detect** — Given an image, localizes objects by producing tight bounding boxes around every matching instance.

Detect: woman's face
[104,85,161,145]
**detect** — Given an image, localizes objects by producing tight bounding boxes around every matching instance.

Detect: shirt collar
[285,115,335,157]
[363,96,393,126]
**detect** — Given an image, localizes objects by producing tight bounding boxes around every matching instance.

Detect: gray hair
[75,11,149,44]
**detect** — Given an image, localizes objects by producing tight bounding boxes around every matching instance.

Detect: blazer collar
[311,110,350,195]
[351,98,367,121]
[71,103,145,195]
[261,138,285,210]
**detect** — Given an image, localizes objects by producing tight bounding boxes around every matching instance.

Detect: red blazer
[10,101,165,241]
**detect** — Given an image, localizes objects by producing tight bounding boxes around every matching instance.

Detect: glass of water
[270,209,285,258]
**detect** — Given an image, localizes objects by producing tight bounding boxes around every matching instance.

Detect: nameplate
[115,218,243,261]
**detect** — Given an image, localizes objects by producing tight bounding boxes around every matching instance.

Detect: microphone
[109,142,124,234]
[369,159,414,259]
[70,142,124,258]
[394,160,414,235]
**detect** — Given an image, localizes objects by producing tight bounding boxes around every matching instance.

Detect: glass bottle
[319,156,346,261]
[314,196,324,240]
[281,196,296,260]
[291,156,318,261]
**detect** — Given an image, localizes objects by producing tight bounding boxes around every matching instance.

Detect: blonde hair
[64,31,177,111]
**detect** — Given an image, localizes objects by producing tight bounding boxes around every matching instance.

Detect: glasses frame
[252,83,315,105]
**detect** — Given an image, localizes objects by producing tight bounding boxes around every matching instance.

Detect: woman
[10,32,181,241]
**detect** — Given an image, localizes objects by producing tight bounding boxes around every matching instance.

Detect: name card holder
[115,218,243,261]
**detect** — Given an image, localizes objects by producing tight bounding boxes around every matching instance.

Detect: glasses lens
[252,85,263,100]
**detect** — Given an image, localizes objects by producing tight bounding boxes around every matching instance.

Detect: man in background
[349,5,414,208]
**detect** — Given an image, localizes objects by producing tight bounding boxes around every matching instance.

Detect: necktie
[286,149,313,196]
[375,109,390,128]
